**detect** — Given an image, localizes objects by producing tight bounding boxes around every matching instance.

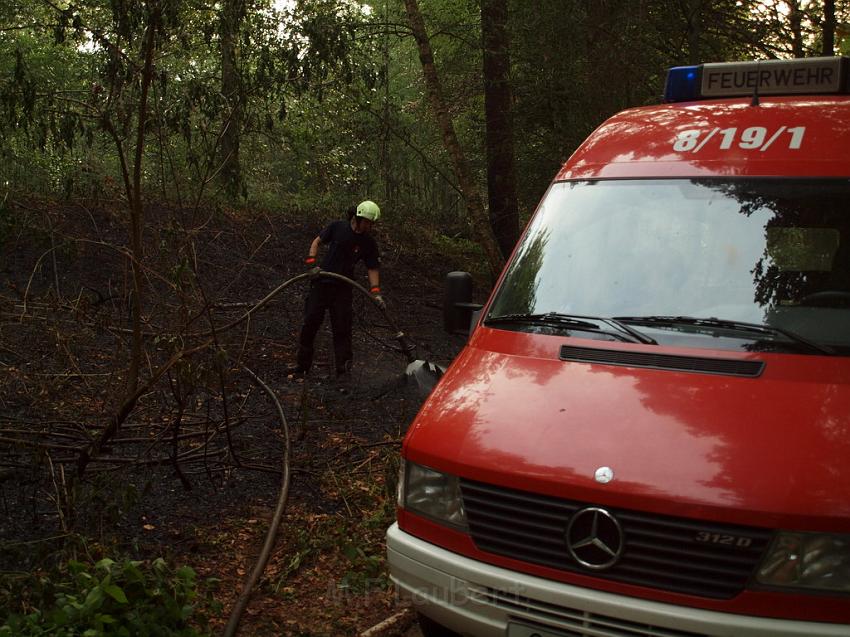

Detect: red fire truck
[388,57,850,636]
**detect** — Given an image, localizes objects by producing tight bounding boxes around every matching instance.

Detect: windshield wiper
[485,312,657,345]
[614,315,835,355]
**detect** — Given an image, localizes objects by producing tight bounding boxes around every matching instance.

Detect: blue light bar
[664,65,701,102]
[664,57,850,103]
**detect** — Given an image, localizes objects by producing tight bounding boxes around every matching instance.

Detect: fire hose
[221,268,432,636]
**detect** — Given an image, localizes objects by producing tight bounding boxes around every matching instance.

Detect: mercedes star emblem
[594,466,614,483]
[566,507,624,570]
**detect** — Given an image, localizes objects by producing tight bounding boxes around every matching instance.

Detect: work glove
[304,255,320,275]
[370,286,386,310]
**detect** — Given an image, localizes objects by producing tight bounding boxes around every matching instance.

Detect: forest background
[1,1,848,635]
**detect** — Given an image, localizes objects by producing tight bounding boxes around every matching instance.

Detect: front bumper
[386,522,849,637]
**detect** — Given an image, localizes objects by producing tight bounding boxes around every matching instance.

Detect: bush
[0,557,210,637]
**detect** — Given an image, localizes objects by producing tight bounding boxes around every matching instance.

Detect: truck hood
[405,329,850,531]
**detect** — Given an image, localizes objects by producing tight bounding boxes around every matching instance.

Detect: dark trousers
[296,282,353,374]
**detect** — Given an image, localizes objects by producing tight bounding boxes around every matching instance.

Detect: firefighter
[290,201,384,377]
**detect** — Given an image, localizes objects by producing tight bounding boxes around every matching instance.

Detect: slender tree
[481,0,519,259]
[685,0,704,64]
[220,0,246,199]
[403,0,504,278]
[823,0,836,55]
[125,3,161,397]
[787,0,806,57]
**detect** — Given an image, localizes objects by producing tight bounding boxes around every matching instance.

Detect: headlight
[756,532,850,593]
[400,461,467,530]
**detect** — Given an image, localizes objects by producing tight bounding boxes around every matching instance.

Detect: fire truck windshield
[487,178,850,354]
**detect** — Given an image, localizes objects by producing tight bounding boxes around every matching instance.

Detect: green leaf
[102,584,128,604]
[94,558,115,571]
[82,585,105,612]
[123,562,145,584]
[47,606,71,626]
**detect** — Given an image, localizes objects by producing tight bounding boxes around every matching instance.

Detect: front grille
[461,479,772,599]
[469,585,707,637]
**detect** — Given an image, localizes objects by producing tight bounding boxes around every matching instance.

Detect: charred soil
[0,197,479,635]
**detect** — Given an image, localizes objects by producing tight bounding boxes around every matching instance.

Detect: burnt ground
[0,197,482,635]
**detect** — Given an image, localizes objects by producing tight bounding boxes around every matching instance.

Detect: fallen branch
[76,339,214,477]
[359,609,414,637]
[0,436,83,452]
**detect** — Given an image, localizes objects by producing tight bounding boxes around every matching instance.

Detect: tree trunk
[403,0,505,279]
[786,0,805,58]
[220,0,244,199]
[822,0,836,56]
[126,7,159,398]
[481,0,519,259]
[686,0,703,64]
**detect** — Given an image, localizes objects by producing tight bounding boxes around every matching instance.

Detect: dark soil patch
[0,196,478,635]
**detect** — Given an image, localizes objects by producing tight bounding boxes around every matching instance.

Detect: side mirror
[444,271,484,336]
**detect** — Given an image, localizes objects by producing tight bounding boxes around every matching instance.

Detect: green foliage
[430,232,488,281]
[270,452,399,598]
[3,0,850,245]
[339,543,387,594]
[338,484,396,594]
[0,557,211,637]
